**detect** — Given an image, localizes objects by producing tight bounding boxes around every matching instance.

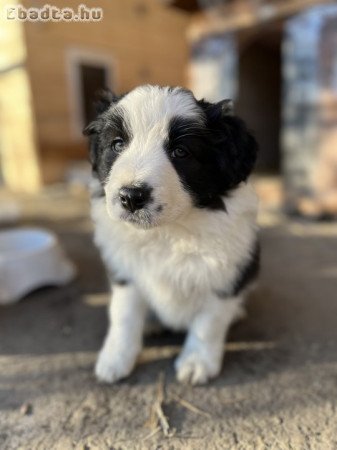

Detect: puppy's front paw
[174,352,221,385]
[95,350,134,384]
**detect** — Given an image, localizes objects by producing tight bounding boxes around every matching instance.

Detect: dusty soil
[1,186,337,449]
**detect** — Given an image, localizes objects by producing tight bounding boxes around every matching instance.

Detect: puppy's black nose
[119,185,151,213]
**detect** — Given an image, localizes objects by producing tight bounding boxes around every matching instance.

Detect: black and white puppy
[84,85,259,385]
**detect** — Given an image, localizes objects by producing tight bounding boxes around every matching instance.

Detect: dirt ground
[1,185,337,450]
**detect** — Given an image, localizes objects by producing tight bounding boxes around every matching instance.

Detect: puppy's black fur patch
[164,101,258,210]
[165,117,226,210]
[84,94,132,184]
[113,278,129,286]
[215,241,260,299]
[107,267,130,286]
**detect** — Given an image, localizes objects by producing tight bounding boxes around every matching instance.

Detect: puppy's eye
[171,147,190,159]
[111,137,124,153]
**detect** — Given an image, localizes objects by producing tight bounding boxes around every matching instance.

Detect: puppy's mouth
[119,208,159,229]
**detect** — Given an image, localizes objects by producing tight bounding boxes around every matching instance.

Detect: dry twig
[170,393,212,418]
[145,372,175,438]
[142,426,161,442]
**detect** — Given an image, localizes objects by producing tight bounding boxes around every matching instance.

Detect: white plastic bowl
[0,228,76,305]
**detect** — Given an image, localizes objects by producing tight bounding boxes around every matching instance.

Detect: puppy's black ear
[93,88,118,115]
[197,98,234,121]
[83,120,99,136]
[83,88,117,136]
[83,89,119,172]
[83,128,100,172]
[198,98,258,189]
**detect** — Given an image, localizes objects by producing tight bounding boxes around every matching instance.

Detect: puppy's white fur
[92,181,258,384]
[89,86,258,385]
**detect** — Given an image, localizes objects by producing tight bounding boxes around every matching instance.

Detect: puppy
[84,85,259,385]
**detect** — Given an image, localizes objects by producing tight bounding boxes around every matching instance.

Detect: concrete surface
[1,186,337,449]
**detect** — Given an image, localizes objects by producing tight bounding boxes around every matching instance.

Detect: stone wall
[282,4,337,213]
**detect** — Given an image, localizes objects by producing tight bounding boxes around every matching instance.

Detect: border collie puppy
[84,85,259,385]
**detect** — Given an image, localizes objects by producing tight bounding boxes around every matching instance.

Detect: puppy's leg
[175,296,243,385]
[95,284,147,383]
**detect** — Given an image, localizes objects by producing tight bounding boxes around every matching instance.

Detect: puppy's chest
[109,228,223,283]
[92,201,254,327]
[107,229,223,327]
[95,216,229,296]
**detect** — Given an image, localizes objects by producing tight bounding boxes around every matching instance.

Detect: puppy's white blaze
[117,85,203,129]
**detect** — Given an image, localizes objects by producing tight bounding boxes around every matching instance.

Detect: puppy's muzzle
[119,184,151,213]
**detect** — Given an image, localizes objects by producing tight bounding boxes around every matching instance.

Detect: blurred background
[1,0,337,217]
[1,1,337,448]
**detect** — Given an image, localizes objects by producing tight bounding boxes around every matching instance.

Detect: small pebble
[20,403,33,416]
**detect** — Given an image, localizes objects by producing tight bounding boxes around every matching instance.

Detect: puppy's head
[84,85,257,228]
